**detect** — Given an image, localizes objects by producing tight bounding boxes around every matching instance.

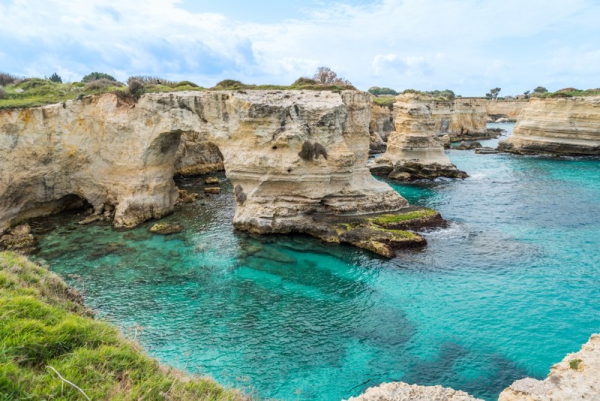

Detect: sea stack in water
[498,96,600,155]
[370,93,468,181]
[0,90,442,257]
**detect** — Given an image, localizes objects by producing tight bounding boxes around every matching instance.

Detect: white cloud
[0,0,599,95]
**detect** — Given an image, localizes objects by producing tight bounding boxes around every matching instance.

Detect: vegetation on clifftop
[0,251,242,400]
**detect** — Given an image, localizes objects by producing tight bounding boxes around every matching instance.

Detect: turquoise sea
[34,123,600,400]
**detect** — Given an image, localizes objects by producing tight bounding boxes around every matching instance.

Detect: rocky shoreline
[348,333,600,401]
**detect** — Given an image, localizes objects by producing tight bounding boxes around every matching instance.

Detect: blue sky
[1,0,599,96]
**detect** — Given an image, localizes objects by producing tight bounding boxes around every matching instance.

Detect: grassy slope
[0,251,242,401]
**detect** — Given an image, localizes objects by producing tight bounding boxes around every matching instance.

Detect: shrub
[127,78,145,99]
[82,72,116,82]
[368,86,398,96]
[17,78,52,90]
[85,79,122,91]
[0,87,6,99]
[213,79,245,89]
[298,141,315,161]
[49,72,62,83]
[128,76,178,87]
[0,73,20,86]
[401,89,420,95]
[533,86,548,93]
[570,359,582,370]
[175,80,199,88]
[557,87,580,93]
[292,77,318,87]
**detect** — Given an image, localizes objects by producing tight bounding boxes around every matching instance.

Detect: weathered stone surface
[177,189,200,204]
[0,90,410,255]
[499,333,600,401]
[455,141,482,150]
[498,96,600,155]
[148,222,184,235]
[370,102,395,142]
[486,99,527,122]
[345,382,483,401]
[0,224,38,254]
[370,94,468,180]
[204,187,221,194]
[175,131,224,176]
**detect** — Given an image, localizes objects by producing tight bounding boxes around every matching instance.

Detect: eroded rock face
[0,91,408,250]
[345,382,483,401]
[499,333,600,401]
[486,100,527,122]
[370,93,468,180]
[370,102,396,143]
[498,96,600,155]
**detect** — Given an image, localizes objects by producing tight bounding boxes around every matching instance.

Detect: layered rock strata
[0,90,439,257]
[498,96,600,155]
[370,102,396,150]
[370,93,468,181]
[486,100,527,122]
[349,333,600,401]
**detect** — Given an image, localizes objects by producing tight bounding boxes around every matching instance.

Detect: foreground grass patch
[371,208,437,225]
[0,251,242,400]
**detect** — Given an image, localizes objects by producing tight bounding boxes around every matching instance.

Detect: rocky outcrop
[370,93,468,181]
[0,90,440,257]
[499,334,600,400]
[345,382,483,401]
[498,96,600,155]
[349,333,600,401]
[175,131,224,176]
[486,100,527,122]
[370,102,396,143]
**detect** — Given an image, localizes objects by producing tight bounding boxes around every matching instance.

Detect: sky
[1,0,599,96]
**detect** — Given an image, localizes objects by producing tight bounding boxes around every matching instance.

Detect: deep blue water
[34,123,600,400]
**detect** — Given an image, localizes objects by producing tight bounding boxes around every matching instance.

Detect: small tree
[533,86,548,93]
[313,67,351,86]
[49,73,62,83]
[368,86,398,96]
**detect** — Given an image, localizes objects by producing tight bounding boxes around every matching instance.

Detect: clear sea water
[33,123,600,401]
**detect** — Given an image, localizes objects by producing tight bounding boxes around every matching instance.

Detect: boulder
[148,222,184,235]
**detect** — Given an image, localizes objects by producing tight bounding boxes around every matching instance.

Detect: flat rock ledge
[348,333,600,401]
[371,160,468,181]
[236,207,446,258]
[344,382,483,401]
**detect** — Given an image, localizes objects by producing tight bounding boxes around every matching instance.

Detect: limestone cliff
[348,333,600,401]
[370,93,468,181]
[498,96,600,155]
[370,102,395,143]
[485,100,527,122]
[1,90,437,257]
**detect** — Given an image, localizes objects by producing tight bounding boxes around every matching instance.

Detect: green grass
[569,359,582,370]
[372,96,396,106]
[532,88,600,99]
[371,208,437,225]
[0,251,242,400]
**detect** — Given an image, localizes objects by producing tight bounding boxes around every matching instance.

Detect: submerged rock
[177,189,200,204]
[148,222,184,235]
[204,187,221,194]
[205,177,220,185]
[475,147,499,154]
[455,141,483,150]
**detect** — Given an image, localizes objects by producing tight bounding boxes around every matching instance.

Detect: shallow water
[35,123,600,400]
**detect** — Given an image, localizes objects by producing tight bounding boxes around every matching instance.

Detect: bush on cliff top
[0,251,242,400]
